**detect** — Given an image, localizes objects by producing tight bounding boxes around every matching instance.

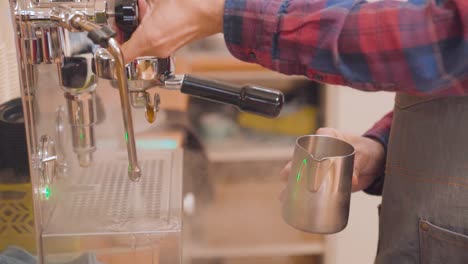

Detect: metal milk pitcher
[282,135,355,234]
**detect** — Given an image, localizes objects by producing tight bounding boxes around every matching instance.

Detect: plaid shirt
[223,0,468,95]
[223,0,467,193]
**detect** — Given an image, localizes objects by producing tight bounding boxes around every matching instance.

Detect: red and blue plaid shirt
[223,0,468,193]
[223,0,468,146]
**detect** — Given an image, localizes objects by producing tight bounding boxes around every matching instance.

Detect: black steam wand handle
[114,0,139,41]
[179,75,284,118]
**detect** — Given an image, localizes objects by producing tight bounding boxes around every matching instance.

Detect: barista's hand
[121,0,225,63]
[279,127,385,200]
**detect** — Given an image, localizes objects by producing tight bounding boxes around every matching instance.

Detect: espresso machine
[6,0,283,263]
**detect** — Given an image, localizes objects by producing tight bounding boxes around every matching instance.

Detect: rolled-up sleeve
[223,0,468,96]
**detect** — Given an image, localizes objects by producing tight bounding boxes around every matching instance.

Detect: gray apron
[375,93,468,264]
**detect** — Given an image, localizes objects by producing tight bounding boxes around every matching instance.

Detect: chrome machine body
[7,0,284,263]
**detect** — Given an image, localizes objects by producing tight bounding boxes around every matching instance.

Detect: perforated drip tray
[43,150,182,236]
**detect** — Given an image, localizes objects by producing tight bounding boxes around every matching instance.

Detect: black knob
[60,56,89,88]
[115,0,139,41]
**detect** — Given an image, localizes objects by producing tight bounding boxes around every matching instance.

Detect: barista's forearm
[223,0,468,96]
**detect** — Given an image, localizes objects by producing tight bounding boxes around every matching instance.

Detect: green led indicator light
[79,132,84,141]
[296,159,307,182]
[43,186,51,200]
[125,132,129,143]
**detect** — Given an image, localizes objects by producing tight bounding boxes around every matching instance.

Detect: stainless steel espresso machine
[6,0,284,263]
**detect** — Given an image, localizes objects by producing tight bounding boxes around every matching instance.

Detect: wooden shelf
[185,182,324,259]
[201,132,295,162]
[179,54,267,73]
[205,141,294,162]
[186,243,324,259]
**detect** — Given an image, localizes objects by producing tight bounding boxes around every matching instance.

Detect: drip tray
[43,150,182,236]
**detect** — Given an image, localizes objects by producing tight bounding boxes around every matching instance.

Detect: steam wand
[106,39,141,182]
[51,9,141,181]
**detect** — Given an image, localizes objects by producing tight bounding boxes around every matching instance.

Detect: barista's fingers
[280,161,292,182]
[121,34,143,63]
[316,127,337,137]
[121,19,154,63]
[315,127,347,142]
[138,0,149,21]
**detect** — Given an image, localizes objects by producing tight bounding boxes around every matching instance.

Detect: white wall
[323,86,394,264]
